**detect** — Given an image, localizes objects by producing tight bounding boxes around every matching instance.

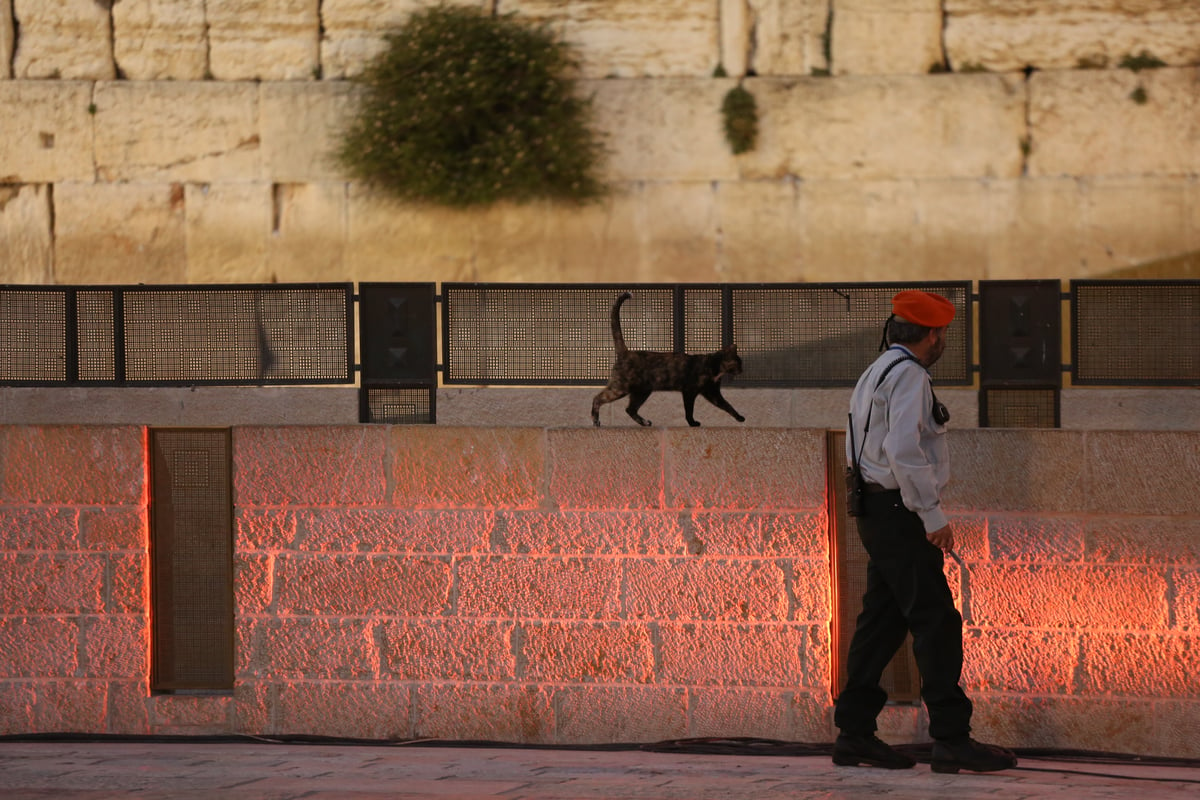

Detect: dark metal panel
[828,431,920,704]
[358,283,437,383]
[150,428,234,691]
[1071,280,1200,386]
[979,280,1061,387]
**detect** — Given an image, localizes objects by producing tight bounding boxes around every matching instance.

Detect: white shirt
[845,345,950,532]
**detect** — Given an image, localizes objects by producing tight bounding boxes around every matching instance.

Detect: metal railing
[1,279,1195,425]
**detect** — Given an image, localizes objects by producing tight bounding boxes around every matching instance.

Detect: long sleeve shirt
[845,345,950,532]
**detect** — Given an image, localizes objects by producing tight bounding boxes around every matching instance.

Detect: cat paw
[687,420,701,427]
[735,415,745,422]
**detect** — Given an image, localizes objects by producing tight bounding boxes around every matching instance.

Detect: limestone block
[455,556,622,618]
[275,683,411,739]
[468,194,643,283]
[962,629,1078,694]
[0,0,13,79]
[414,684,555,743]
[239,618,380,678]
[970,564,1168,629]
[0,81,95,183]
[261,81,359,183]
[266,182,349,283]
[745,0,830,77]
[1029,68,1200,178]
[944,429,1087,513]
[984,178,1088,280]
[319,0,486,80]
[0,185,53,283]
[0,617,79,677]
[207,0,320,81]
[496,510,685,555]
[739,74,1026,182]
[184,183,272,283]
[1080,177,1195,275]
[799,177,995,282]
[1080,633,1198,697]
[83,616,146,679]
[232,426,388,506]
[521,621,653,683]
[657,623,802,685]
[3,425,145,504]
[553,685,686,744]
[832,0,945,76]
[628,181,720,283]
[344,185,478,282]
[275,555,451,615]
[53,182,187,284]
[547,428,662,509]
[666,428,826,511]
[504,0,719,78]
[1086,431,1200,515]
[0,554,105,613]
[383,620,516,681]
[112,0,207,80]
[388,426,545,509]
[627,561,790,621]
[93,82,261,183]
[12,0,114,79]
[715,179,804,283]
[945,0,1200,72]
[587,78,738,183]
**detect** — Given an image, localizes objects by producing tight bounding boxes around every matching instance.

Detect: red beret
[892,290,956,328]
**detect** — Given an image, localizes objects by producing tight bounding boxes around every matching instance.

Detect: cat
[591,292,746,427]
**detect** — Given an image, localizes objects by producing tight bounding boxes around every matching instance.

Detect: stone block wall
[1,424,1198,757]
[1,1,1198,285]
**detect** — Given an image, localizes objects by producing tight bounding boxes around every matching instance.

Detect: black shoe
[931,737,1018,774]
[832,733,916,769]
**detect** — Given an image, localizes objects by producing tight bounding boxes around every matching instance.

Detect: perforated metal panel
[360,387,436,424]
[443,284,680,385]
[828,431,921,704]
[442,282,972,388]
[1072,280,1200,385]
[0,284,353,386]
[122,285,353,384]
[0,287,69,383]
[150,428,234,691]
[980,388,1059,428]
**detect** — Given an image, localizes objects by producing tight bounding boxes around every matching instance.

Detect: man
[832,290,1017,774]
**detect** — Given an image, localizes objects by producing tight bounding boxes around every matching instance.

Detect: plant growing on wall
[721,84,758,155]
[336,5,605,207]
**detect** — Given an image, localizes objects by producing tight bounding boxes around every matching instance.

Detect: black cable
[3,733,1200,784]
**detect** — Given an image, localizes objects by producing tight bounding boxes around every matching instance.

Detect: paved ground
[1,740,1199,799]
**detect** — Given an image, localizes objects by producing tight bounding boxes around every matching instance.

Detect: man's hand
[926,524,954,551]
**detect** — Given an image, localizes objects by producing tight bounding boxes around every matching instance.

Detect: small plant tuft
[1119,50,1166,72]
[1075,55,1108,70]
[1130,86,1149,104]
[336,5,605,207]
[713,63,728,78]
[721,84,758,155]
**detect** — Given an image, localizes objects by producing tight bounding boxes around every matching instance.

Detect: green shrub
[721,84,758,155]
[336,5,605,207]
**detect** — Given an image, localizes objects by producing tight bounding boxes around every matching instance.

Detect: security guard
[832,290,1017,774]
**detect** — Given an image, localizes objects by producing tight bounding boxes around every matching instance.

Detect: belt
[863,483,899,494]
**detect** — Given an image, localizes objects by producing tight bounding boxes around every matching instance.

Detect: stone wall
[1,424,1198,756]
[1,1,1198,285]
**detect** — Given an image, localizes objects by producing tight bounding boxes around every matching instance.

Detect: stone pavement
[1,740,1199,799]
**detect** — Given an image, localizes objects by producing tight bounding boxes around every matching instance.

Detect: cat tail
[611,292,632,355]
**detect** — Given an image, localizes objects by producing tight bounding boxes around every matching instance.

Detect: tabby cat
[591,292,746,427]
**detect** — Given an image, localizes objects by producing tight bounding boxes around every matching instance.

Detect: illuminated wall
[0,425,1197,757]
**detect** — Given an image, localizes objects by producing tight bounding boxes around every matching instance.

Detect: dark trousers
[833,490,973,741]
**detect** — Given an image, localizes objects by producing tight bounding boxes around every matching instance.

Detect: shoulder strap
[850,355,921,471]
